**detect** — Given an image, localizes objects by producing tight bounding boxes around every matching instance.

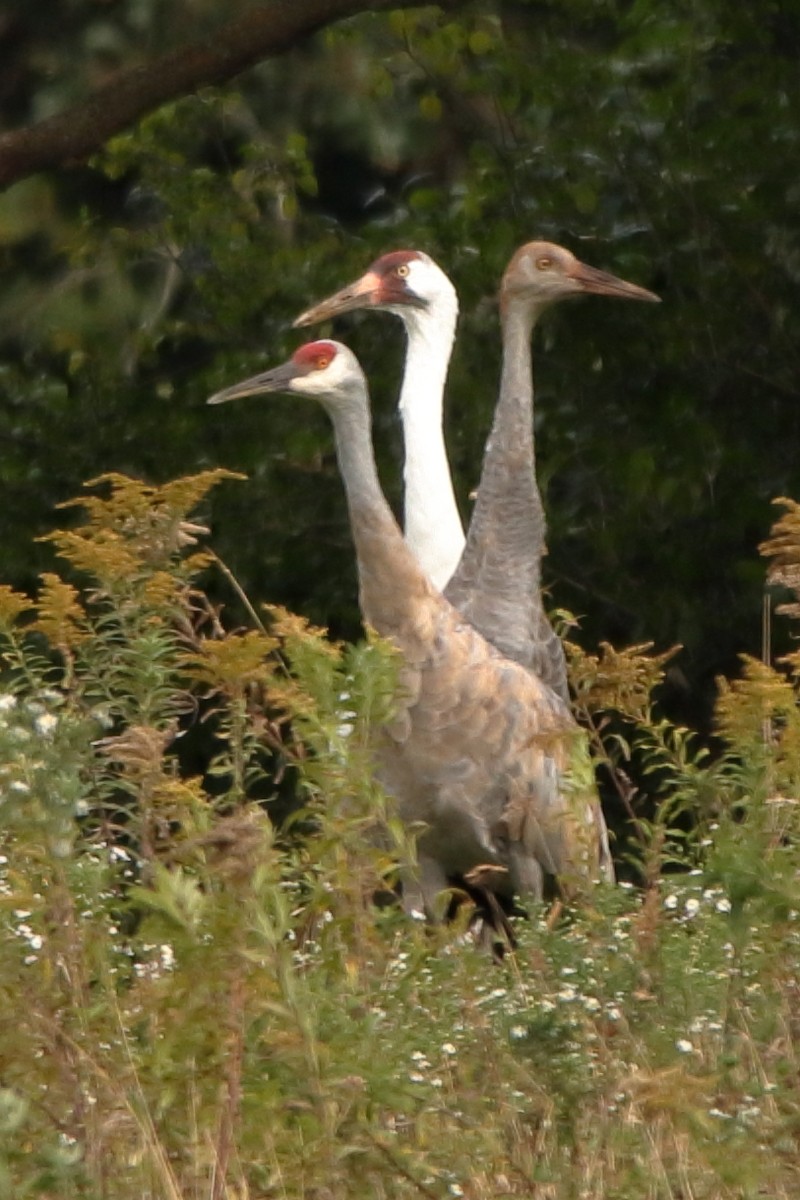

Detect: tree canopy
[2,0,800,725]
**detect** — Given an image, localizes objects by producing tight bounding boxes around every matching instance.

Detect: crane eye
[314,355,332,370]
[395,263,410,278]
[536,256,553,270]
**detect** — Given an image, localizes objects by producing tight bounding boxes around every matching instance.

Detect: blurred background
[2,0,800,733]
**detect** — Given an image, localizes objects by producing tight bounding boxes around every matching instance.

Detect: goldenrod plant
[1,473,799,1198]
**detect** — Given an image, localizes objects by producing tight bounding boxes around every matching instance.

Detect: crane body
[209,340,611,915]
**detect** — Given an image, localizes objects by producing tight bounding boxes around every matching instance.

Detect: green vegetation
[2,0,800,720]
[3,3,800,1195]
[1,473,799,1198]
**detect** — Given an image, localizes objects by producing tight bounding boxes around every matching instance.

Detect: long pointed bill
[569,261,660,303]
[293,271,381,328]
[208,361,299,405]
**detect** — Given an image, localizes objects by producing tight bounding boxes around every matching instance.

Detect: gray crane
[209,340,611,915]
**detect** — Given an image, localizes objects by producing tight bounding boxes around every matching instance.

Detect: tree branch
[0,0,450,192]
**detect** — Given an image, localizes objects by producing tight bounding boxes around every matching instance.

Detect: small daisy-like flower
[0,694,17,712]
[675,1038,694,1054]
[509,1025,527,1040]
[34,712,58,737]
[664,893,678,910]
[441,1042,457,1056]
[684,897,700,917]
[715,897,732,914]
[408,1072,425,1084]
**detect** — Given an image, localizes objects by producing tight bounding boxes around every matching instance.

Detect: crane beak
[293,271,382,328]
[568,261,660,303]
[208,360,298,404]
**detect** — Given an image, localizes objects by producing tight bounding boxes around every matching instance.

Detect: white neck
[396,297,464,590]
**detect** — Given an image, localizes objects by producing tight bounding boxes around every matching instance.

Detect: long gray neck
[328,393,430,630]
[328,392,387,512]
[496,295,539,460]
[442,292,548,661]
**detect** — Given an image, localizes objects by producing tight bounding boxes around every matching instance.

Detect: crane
[295,251,462,590]
[209,339,612,916]
[294,243,658,702]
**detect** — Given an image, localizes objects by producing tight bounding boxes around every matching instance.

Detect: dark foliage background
[2,0,800,730]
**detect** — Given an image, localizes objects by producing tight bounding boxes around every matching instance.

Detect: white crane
[295,251,462,589]
[209,340,612,915]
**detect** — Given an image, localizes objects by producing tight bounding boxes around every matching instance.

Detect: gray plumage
[209,340,612,914]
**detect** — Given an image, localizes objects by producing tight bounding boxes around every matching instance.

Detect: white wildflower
[583,996,601,1013]
[34,712,58,737]
[509,1025,527,1040]
[0,694,17,712]
[606,1006,622,1022]
[684,897,701,917]
[664,893,678,910]
[675,1038,694,1054]
[715,897,732,914]
[441,1042,457,1056]
[448,1185,464,1197]
[9,780,30,794]
[408,1072,425,1084]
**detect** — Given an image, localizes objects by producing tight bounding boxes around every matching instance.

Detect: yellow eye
[536,256,552,271]
[396,263,410,278]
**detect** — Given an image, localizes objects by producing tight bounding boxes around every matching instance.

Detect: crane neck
[327,391,434,633]
[498,295,543,425]
[396,296,464,590]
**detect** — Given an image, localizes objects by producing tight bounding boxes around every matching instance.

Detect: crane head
[207,340,366,409]
[293,249,457,327]
[501,241,660,309]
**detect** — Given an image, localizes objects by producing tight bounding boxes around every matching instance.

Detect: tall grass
[1,473,798,1199]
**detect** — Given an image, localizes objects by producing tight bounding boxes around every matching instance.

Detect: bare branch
[0,0,452,191]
